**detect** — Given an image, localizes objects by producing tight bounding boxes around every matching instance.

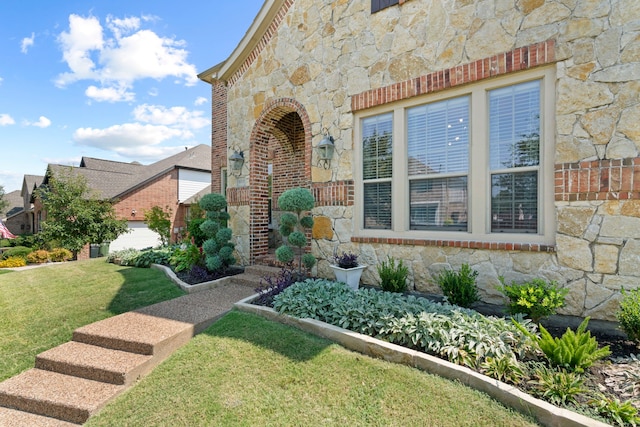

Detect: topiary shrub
[26,250,50,264]
[617,288,640,344]
[275,188,316,275]
[199,193,235,273]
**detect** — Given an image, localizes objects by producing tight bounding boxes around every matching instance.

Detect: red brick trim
[351,236,556,253]
[248,97,313,262]
[227,186,251,206]
[312,180,354,207]
[351,40,556,112]
[555,157,640,202]
[211,81,228,194]
[228,0,295,87]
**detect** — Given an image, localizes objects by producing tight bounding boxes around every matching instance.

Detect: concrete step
[72,311,195,356]
[0,369,125,424]
[36,342,154,385]
[0,406,79,426]
[230,273,267,288]
[243,264,283,278]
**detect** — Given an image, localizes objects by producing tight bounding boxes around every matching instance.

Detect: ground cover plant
[0,259,184,381]
[86,311,539,427]
[272,279,640,426]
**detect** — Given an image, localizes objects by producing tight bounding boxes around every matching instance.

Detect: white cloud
[85,85,135,103]
[73,123,192,153]
[0,76,3,85]
[0,114,15,126]
[55,15,103,86]
[29,116,52,128]
[194,97,208,106]
[132,104,209,130]
[106,15,140,39]
[21,33,35,54]
[55,14,198,102]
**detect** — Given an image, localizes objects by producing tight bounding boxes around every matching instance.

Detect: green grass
[87,311,540,427]
[0,259,185,381]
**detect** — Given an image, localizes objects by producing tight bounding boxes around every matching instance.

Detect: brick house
[2,175,44,237]
[33,144,211,256]
[198,0,639,321]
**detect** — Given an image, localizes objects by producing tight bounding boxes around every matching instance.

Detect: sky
[0,0,265,193]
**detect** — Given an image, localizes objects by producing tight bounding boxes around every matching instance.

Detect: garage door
[109,221,162,252]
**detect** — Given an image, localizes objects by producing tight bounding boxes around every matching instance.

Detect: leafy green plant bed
[269,279,640,426]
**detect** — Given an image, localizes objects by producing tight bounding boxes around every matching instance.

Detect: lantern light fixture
[229,150,245,176]
[317,128,335,169]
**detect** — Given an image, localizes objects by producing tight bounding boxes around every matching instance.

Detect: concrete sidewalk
[0,266,276,426]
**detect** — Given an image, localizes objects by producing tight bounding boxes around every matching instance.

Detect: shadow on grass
[203,310,331,362]
[107,264,185,315]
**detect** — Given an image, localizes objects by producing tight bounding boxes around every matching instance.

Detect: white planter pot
[329,264,367,291]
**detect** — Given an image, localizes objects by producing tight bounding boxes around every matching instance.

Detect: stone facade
[201,0,640,321]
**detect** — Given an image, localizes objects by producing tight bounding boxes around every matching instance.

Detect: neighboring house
[198,0,640,321]
[3,175,44,236]
[33,144,211,255]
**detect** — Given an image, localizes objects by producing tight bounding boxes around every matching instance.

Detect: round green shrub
[302,253,317,270]
[200,220,220,237]
[199,193,227,212]
[218,245,234,261]
[279,224,293,237]
[278,188,314,213]
[216,228,233,244]
[299,215,314,229]
[202,239,218,256]
[280,213,298,228]
[288,231,307,248]
[206,255,223,272]
[276,245,294,264]
[617,288,640,344]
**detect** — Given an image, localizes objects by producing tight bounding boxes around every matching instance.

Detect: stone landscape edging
[235,295,609,427]
[151,264,235,293]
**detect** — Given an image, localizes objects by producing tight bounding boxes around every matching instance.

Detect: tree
[0,185,8,215]
[34,168,128,254]
[143,206,172,246]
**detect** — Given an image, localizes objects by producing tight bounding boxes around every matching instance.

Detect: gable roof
[2,190,23,220]
[198,0,287,84]
[42,144,211,201]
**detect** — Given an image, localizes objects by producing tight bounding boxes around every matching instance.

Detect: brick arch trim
[248,97,313,262]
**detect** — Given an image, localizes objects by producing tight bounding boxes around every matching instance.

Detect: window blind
[362,113,393,229]
[407,96,469,176]
[489,81,540,170]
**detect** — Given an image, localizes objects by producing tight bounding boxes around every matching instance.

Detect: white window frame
[353,66,556,245]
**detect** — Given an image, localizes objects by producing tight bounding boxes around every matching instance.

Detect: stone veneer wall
[219,0,639,321]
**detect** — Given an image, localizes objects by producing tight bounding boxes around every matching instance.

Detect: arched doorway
[249,98,312,263]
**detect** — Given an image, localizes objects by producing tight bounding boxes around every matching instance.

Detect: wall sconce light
[131,209,136,217]
[317,128,335,169]
[229,150,245,177]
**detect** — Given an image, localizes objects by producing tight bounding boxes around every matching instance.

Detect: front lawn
[0,259,185,381]
[86,311,540,427]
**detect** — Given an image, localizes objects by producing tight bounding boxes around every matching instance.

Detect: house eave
[197,0,285,84]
